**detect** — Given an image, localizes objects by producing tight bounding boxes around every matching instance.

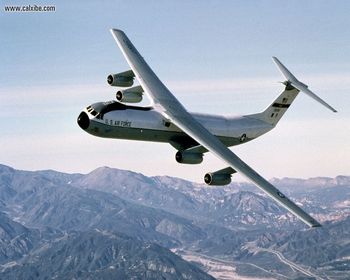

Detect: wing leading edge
[110,29,321,228]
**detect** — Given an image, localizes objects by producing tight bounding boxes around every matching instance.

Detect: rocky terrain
[0,164,349,279]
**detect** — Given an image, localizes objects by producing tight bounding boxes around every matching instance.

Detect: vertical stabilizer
[248,87,299,126]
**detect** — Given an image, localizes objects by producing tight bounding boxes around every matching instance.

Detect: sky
[1,0,349,183]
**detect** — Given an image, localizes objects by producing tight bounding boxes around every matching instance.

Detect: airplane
[77,29,337,228]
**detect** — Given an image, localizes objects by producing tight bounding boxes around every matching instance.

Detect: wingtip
[310,220,322,228]
[110,28,124,35]
[311,223,322,228]
[272,56,279,64]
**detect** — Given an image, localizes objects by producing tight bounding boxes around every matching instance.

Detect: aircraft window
[163,120,171,127]
[99,101,127,117]
[101,101,152,113]
[90,101,152,119]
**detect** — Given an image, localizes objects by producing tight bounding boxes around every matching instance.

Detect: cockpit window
[100,101,127,115]
[88,101,151,119]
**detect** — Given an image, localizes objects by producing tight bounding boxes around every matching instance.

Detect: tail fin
[248,86,299,126]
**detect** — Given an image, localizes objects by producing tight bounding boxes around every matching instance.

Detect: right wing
[110,29,321,228]
[168,108,321,228]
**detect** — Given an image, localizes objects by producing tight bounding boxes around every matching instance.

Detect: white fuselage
[78,101,273,149]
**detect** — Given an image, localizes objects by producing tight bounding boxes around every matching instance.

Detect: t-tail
[248,57,337,126]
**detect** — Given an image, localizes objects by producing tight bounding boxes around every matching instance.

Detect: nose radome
[77,112,90,130]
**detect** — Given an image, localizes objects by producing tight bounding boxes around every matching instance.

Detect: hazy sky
[1,0,349,182]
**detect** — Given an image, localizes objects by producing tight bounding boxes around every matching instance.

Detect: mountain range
[0,163,349,279]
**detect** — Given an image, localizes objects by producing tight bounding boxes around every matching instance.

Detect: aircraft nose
[77,112,90,130]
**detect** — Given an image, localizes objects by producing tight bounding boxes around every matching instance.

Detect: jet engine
[204,167,236,186]
[175,151,203,164]
[116,85,143,103]
[107,70,135,87]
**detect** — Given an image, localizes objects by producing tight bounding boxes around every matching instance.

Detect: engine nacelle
[175,151,203,164]
[204,167,236,186]
[116,86,143,103]
[107,70,135,87]
[204,173,231,186]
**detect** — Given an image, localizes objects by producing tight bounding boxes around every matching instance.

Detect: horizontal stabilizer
[272,57,337,113]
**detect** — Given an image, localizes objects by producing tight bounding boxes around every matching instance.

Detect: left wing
[110,29,321,228]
